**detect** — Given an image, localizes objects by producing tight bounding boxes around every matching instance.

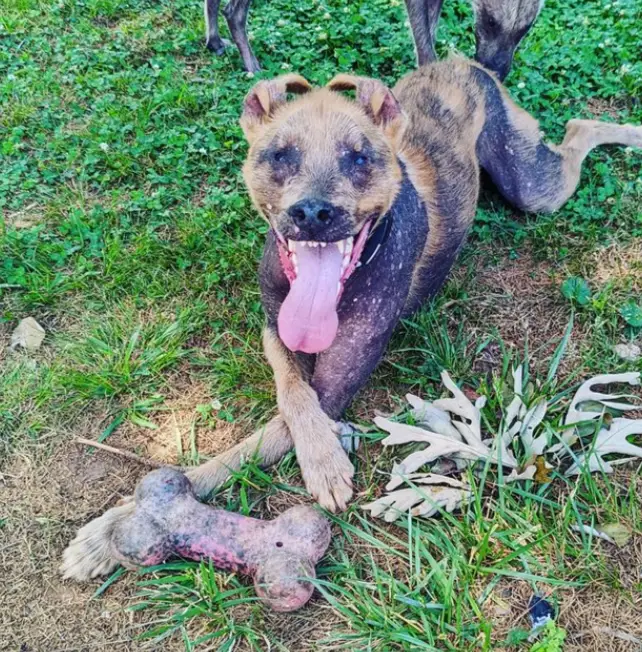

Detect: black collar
[360,210,393,267]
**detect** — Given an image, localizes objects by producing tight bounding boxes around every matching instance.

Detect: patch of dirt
[585,97,629,120]
[591,240,642,292]
[114,379,246,465]
[0,444,169,651]
[457,249,586,377]
[3,204,44,229]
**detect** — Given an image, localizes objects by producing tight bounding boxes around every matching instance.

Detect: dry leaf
[368,369,642,524]
[506,465,537,483]
[533,456,553,483]
[565,416,642,475]
[406,394,463,441]
[613,343,641,362]
[10,317,46,351]
[571,523,615,544]
[597,523,632,547]
[362,474,472,522]
[432,371,489,456]
[552,372,641,453]
[375,417,492,478]
[570,522,632,547]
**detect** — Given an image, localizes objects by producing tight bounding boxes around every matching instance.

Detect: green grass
[1,0,641,648]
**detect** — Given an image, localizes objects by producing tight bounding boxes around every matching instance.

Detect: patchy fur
[61,59,642,581]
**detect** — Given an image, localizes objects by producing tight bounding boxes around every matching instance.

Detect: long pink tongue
[278,242,343,353]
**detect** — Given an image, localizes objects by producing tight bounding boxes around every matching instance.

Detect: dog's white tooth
[337,240,345,254]
[345,237,353,254]
[288,239,295,252]
[336,282,341,297]
[320,242,327,248]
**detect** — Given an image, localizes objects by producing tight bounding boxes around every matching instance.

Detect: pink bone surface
[110,468,331,612]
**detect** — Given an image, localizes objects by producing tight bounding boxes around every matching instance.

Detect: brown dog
[62,60,642,581]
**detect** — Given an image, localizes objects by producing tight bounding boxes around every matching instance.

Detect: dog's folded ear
[327,74,405,137]
[240,74,312,142]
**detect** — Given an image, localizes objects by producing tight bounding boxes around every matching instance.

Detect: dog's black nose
[288,199,337,227]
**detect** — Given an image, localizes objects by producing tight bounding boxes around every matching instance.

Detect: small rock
[528,594,555,632]
[614,342,641,362]
[10,317,46,351]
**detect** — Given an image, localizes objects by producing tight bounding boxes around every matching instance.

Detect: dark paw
[242,54,261,73]
[205,37,230,56]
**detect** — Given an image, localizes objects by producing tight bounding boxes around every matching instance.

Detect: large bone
[110,468,331,612]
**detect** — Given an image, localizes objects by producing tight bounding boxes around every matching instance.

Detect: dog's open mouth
[276,222,372,354]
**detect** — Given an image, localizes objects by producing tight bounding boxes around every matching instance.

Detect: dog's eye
[261,145,301,185]
[272,147,295,165]
[338,145,373,187]
[346,150,369,167]
[354,153,368,166]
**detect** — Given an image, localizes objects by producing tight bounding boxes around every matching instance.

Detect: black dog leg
[204,0,229,55]
[223,0,261,72]
[404,0,446,66]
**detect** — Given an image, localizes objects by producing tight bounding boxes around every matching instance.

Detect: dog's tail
[61,416,293,581]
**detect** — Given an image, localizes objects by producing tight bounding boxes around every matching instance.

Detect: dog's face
[241,75,403,244]
[240,74,404,354]
[473,0,543,80]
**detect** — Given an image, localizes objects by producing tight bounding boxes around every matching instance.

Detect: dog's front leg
[404,0,445,66]
[264,305,396,511]
[263,328,355,512]
[307,317,395,509]
[204,0,228,55]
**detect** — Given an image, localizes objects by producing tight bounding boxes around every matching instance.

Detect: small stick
[74,437,182,471]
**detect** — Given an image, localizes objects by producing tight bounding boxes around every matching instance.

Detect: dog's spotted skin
[260,164,428,419]
[61,58,642,581]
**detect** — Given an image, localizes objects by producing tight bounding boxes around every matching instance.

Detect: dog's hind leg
[472,65,642,213]
[404,0,445,66]
[61,325,358,579]
[61,415,295,580]
[204,0,228,55]
[547,119,642,211]
[223,0,260,72]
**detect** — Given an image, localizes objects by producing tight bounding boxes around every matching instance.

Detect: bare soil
[2,246,641,651]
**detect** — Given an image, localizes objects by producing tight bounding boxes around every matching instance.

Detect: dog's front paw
[297,435,354,513]
[205,36,230,56]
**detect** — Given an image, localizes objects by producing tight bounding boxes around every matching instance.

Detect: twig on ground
[74,437,182,471]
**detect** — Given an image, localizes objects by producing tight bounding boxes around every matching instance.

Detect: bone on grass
[109,468,331,612]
